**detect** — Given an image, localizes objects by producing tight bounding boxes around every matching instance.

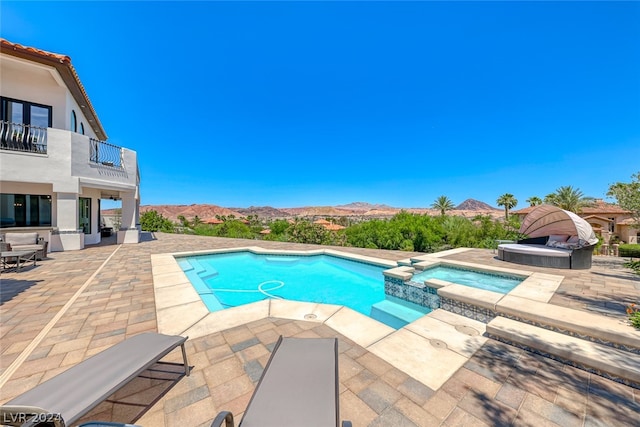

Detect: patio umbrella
[519,204,598,245]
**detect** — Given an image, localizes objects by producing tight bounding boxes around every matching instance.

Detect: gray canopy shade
[519,204,599,245]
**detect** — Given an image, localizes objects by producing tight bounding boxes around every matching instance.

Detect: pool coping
[150,246,640,390]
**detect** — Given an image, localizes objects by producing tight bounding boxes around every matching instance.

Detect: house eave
[1,39,108,141]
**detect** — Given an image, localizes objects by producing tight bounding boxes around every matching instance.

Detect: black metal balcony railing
[90,138,124,168]
[0,121,47,153]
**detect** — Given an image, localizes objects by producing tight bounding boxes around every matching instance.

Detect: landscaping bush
[627,304,640,330]
[140,210,175,232]
[624,260,640,276]
[619,244,640,258]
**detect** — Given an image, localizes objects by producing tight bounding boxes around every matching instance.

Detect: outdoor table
[1,250,37,272]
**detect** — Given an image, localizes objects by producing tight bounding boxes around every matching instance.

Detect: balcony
[1,121,126,170]
[0,120,47,154]
[1,126,137,191]
[90,138,124,169]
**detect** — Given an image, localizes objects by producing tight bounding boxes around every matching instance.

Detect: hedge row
[619,244,640,258]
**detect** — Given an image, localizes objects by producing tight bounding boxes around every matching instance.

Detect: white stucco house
[0,39,140,251]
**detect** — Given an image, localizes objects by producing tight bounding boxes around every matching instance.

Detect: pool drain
[304,314,317,320]
[455,325,479,336]
[430,339,447,349]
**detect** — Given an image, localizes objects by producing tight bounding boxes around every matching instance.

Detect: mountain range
[131,199,502,223]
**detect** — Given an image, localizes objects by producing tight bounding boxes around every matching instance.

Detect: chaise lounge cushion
[498,243,572,257]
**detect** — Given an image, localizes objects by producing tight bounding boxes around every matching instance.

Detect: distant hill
[282,206,363,217]
[113,200,504,222]
[139,204,244,223]
[455,199,499,211]
[232,206,292,218]
[335,202,396,212]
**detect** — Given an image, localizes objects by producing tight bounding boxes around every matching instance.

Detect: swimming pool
[177,251,431,329]
[411,265,525,293]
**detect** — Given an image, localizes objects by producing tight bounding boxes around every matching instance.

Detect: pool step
[177,258,195,272]
[183,258,219,280]
[370,298,430,329]
[177,259,224,311]
[487,316,640,388]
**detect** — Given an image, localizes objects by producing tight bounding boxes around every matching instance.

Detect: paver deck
[0,233,638,426]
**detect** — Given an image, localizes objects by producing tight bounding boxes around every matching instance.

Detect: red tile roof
[324,223,346,231]
[513,201,630,216]
[617,218,639,226]
[1,39,107,140]
[203,218,224,224]
[0,39,71,62]
[580,201,630,214]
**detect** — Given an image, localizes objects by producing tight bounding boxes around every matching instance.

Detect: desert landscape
[120,199,504,224]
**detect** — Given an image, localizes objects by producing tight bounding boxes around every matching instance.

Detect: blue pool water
[411,265,524,293]
[177,251,431,329]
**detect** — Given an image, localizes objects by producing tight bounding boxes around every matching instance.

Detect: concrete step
[496,295,640,354]
[487,316,640,388]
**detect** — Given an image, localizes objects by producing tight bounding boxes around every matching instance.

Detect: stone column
[50,192,84,251]
[117,191,140,244]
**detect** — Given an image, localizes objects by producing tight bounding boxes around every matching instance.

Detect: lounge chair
[211,336,352,427]
[1,333,189,427]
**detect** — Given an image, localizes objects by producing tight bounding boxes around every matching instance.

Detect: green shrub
[592,235,604,254]
[140,210,175,232]
[623,260,640,276]
[619,244,640,258]
[269,219,291,235]
[627,304,640,329]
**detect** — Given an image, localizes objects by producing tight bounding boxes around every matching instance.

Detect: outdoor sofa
[498,235,594,269]
[0,232,48,260]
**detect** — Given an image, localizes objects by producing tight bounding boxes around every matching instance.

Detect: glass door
[79,198,91,234]
[2,99,24,149]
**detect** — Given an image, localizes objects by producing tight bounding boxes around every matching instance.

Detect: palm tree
[177,214,190,228]
[545,186,593,213]
[496,193,518,221]
[526,196,543,207]
[431,196,455,216]
[543,193,558,206]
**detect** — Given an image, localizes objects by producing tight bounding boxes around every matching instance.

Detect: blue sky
[2,1,639,210]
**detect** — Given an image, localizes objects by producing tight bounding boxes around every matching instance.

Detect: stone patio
[0,233,638,426]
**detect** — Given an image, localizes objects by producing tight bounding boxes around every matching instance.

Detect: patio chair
[211,336,352,427]
[2,333,189,427]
